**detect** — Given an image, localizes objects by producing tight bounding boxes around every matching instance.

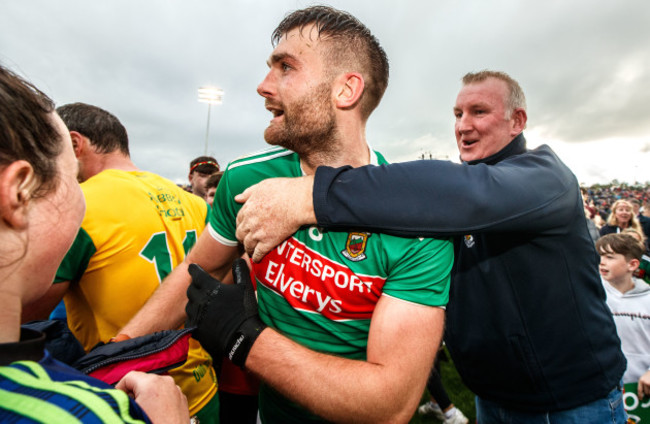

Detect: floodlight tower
[198,86,224,155]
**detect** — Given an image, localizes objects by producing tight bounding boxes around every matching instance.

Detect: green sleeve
[208,168,239,243]
[382,236,454,307]
[54,228,96,283]
[205,202,211,225]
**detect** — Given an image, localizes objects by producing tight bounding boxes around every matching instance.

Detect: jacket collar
[465,133,527,166]
[0,328,45,365]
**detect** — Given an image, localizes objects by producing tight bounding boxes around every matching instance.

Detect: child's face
[599,250,634,283]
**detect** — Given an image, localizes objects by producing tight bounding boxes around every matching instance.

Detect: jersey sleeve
[54,228,96,283]
[205,203,211,225]
[208,168,239,246]
[381,236,453,307]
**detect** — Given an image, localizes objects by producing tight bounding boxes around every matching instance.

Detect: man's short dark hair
[272,5,389,119]
[205,171,223,190]
[189,156,219,175]
[56,102,129,156]
[0,64,61,197]
[596,233,644,262]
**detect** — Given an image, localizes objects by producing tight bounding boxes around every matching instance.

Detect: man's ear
[510,108,527,136]
[0,160,37,230]
[70,131,86,159]
[334,72,365,109]
[629,258,640,272]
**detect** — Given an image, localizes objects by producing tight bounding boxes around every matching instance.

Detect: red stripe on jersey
[253,238,386,320]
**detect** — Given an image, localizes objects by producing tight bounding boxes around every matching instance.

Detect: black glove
[185,259,266,367]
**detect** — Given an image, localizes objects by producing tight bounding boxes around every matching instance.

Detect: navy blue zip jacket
[313,133,625,411]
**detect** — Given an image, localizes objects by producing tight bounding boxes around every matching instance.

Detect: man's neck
[300,144,370,175]
[81,152,139,182]
[299,122,370,175]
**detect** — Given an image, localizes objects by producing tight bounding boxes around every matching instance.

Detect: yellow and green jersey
[55,169,217,415]
[210,147,453,422]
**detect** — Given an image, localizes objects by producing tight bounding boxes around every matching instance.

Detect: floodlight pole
[198,86,224,156]
[204,103,212,156]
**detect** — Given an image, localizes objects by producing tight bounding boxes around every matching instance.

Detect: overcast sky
[1,0,649,185]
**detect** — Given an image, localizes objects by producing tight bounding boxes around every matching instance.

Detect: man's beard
[264,82,338,156]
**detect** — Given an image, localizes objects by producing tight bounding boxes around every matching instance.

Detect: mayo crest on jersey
[342,232,371,261]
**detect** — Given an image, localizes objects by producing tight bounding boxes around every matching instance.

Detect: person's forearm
[244,298,444,423]
[119,262,191,337]
[119,231,236,337]
[245,329,431,423]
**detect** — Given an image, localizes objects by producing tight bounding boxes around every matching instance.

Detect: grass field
[409,348,476,424]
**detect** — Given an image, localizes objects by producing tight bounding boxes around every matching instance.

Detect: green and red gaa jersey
[209,146,453,422]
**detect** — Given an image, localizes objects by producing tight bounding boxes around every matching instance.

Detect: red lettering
[254,236,386,320]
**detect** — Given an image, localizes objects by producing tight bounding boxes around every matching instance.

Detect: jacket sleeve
[313,146,580,237]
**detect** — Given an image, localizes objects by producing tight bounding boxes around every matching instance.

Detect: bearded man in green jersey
[120,6,453,423]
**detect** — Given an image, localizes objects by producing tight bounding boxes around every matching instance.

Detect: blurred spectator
[640,200,650,244]
[418,349,469,424]
[600,199,642,236]
[204,171,223,206]
[630,199,642,217]
[189,156,219,198]
[582,188,600,242]
[593,212,607,229]
[622,228,650,284]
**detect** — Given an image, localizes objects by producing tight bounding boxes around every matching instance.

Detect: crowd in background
[584,183,650,226]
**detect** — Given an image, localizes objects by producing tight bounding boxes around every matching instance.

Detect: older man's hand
[235,175,316,262]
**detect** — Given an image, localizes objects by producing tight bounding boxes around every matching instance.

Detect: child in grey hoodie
[597,233,650,400]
